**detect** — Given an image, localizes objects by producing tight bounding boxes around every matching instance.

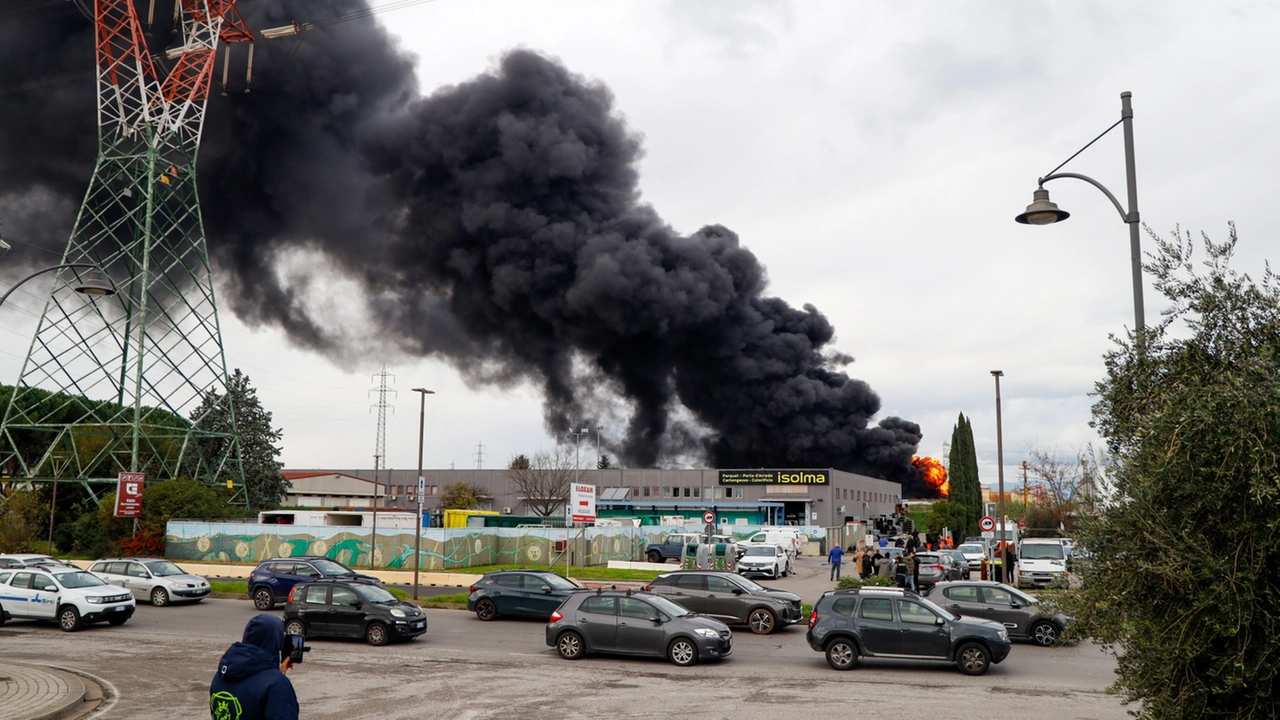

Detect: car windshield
[957,544,984,554]
[354,584,398,603]
[1008,587,1040,605]
[730,575,765,593]
[312,559,355,575]
[534,573,581,590]
[1020,544,1065,560]
[143,560,186,577]
[53,571,107,588]
[743,546,776,557]
[916,595,957,620]
[644,595,693,618]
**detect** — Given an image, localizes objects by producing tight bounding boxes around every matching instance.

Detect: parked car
[942,549,973,579]
[925,580,1071,647]
[546,589,732,666]
[955,543,987,573]
[248,557,381,610]
[1015,539,1069,589]
[467,570,588,621]
[913,551,967,591]
[737,544,791,579]
[643,570,802,634]
[88,557,210,606]
[806,586,1011,675]
[283,579,426,646]
[743,529,802,556]
[0,554,79,570]
[645,533,705,564]
[0,566,135,632]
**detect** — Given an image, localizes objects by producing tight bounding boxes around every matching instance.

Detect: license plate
[414,622,424,628]
[113,605,126,612]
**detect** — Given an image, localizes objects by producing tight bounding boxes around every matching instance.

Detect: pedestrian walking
[907,550,919,591]
[828,544,845,581]
[893,554,909,588]
[861,548,874,578]
[876,551,894,579]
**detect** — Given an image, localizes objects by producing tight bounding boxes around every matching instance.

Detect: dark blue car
[249,557,381,610]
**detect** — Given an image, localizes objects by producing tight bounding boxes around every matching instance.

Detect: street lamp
[410,388,435,599]
[991,370,1007,584]
[0,263,116,308]
[1016,91,1145,336]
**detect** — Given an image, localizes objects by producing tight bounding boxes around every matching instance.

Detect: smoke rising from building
[0,1,929,490]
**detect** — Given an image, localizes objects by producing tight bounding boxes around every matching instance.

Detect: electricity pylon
[0,1,254,499]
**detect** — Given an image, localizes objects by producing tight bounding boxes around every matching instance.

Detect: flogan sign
[718,470,830,485]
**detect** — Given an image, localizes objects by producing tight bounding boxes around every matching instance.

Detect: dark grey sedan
[914,552,968,590]
[925,580,1071,646]
[642,570,802,634]
[547,590,732,666]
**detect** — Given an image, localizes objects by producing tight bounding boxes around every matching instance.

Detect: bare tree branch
[505,446,577,516]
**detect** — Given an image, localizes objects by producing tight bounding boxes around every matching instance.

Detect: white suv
[0,566,135,631]
[89,557,210,606]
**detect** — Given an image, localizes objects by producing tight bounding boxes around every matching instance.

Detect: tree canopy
[947,413,981,539]
[1070,225,1280,718]
[188,369,287,509]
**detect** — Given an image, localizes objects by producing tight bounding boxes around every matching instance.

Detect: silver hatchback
[89,558,210,606]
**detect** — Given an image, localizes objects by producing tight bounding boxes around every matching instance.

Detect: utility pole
[991,370,1008,584]
[596,425,602,469]
[1020,460,1030,528]
[410,388,435,599]
[369,366,395,568]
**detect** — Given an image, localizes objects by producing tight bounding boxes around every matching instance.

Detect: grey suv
[806,586,1011,675]
[643,570,802,634]
[546,589,732,666]
[924,580,1071,647]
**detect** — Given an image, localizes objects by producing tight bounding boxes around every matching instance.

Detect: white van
[744,529,803,557]
[1016,538,1069,589]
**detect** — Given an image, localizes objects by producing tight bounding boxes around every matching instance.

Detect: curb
[0,662,86,720]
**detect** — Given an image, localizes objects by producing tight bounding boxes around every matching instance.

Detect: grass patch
[210,580,248,595]
[448,564,663,582]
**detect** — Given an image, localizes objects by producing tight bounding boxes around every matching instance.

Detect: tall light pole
[595,425,602,469]
[991,370,1007,584]
[1016,91,1144,338]
[410,388,434,598]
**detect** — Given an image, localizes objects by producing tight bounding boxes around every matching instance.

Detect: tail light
[808,610,817,628]
[930,565,945,573]
[287,586,298,602]
[641,585,652,591]
[549,611,563,623]
[468,586,478,594]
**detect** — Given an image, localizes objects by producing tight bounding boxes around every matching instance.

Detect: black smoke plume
[0,1,927,488]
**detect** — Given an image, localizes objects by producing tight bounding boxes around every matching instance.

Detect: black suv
[249,557,381,610]
[643,570,802,635]
[283,579,426,646]
[806,586,1011,675]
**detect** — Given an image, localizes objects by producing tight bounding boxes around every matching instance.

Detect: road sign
[113,472,145,517]
[571,483,596,523]
[979,516,996,532]
[702,510,716,525]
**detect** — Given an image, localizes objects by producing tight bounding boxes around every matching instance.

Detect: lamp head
[991,370,1004,378]
[73,268,115,298]
[412,388,435,394]
[1015,187,1070,225]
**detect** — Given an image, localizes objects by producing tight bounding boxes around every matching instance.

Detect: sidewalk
[0,662,87,720]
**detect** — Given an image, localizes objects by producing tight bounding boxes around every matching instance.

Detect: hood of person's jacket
[217,614,284,683]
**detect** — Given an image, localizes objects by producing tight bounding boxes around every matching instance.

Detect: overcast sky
[2,0,1274,492]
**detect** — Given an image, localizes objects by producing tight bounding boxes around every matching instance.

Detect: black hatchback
[283,580,426,646]
[467,570,588,621]
[249,557,381,610]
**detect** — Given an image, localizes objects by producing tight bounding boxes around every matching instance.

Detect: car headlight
[999,630,1009,641]
[390,608,406,618]
[86,596,105,604]
[694,628,720,638]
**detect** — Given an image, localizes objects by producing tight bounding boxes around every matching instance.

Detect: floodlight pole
[411,388,434,598]
[992,370,1007,585]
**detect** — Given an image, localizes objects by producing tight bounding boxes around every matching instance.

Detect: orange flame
[912,456,949,498]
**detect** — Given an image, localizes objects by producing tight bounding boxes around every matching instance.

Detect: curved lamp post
[1016,91,1144,335]
[0,263,116,309]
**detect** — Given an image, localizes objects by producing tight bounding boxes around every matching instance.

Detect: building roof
[282,470,372,483]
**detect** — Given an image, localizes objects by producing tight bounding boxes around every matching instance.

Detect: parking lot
[1,557,1129,719]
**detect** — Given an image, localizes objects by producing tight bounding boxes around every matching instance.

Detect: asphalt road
[1,558,1130,719]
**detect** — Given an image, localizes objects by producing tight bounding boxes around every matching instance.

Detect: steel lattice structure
[0,1,253,500]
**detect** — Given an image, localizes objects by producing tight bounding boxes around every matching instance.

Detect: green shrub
[836,575,896,589]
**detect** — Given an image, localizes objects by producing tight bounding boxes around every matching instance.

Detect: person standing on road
[862,549,875,579]
[852,545,867,579]
[876,551,894,579]
[210,614,300,720]
[902,551,918,591]
[828,543,845,581]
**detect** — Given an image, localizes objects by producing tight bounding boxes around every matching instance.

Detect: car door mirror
[732,587,744,595]
[349,600,363,608]
[1010,602,1021,609]
[935,616,946,626]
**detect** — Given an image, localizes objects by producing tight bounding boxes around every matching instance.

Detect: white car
[956,543,987,573]
[88,557,210,606]
[737,544,791,579]
[0,566,135,631]
[0,553,79,570]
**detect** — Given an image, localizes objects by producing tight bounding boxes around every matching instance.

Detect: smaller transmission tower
[367,366,394,568]
[474,441,486,470]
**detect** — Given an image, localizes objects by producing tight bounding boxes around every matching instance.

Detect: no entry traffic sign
[979,516,996,532]
[702,510,717,525]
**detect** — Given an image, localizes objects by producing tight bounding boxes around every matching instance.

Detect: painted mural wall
[166,521,827,570]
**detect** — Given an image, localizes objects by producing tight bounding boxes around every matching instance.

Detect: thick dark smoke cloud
[0,1,927,488]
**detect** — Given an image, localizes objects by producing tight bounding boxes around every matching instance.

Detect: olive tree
[1070,225,1280,718]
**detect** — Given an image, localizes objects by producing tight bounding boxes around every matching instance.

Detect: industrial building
[281,467,903,527]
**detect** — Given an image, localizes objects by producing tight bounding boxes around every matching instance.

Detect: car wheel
[557,631,585,660]
[285,619,306,637]
[647,550,663,564]
[1031,620,1059,647]
[58,606,82,632]
[365,622,389,646]
[475,599,497,622]
[107,616,128,626]
[825,638,859,670]
[150,587,170,607]
[252,587,275,611]
[748,607,776,635]
[0,605,5,627]
[956,642,991,676]
[667,638,698,666]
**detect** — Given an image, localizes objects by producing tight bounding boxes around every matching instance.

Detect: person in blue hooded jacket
[210,614,299,720]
